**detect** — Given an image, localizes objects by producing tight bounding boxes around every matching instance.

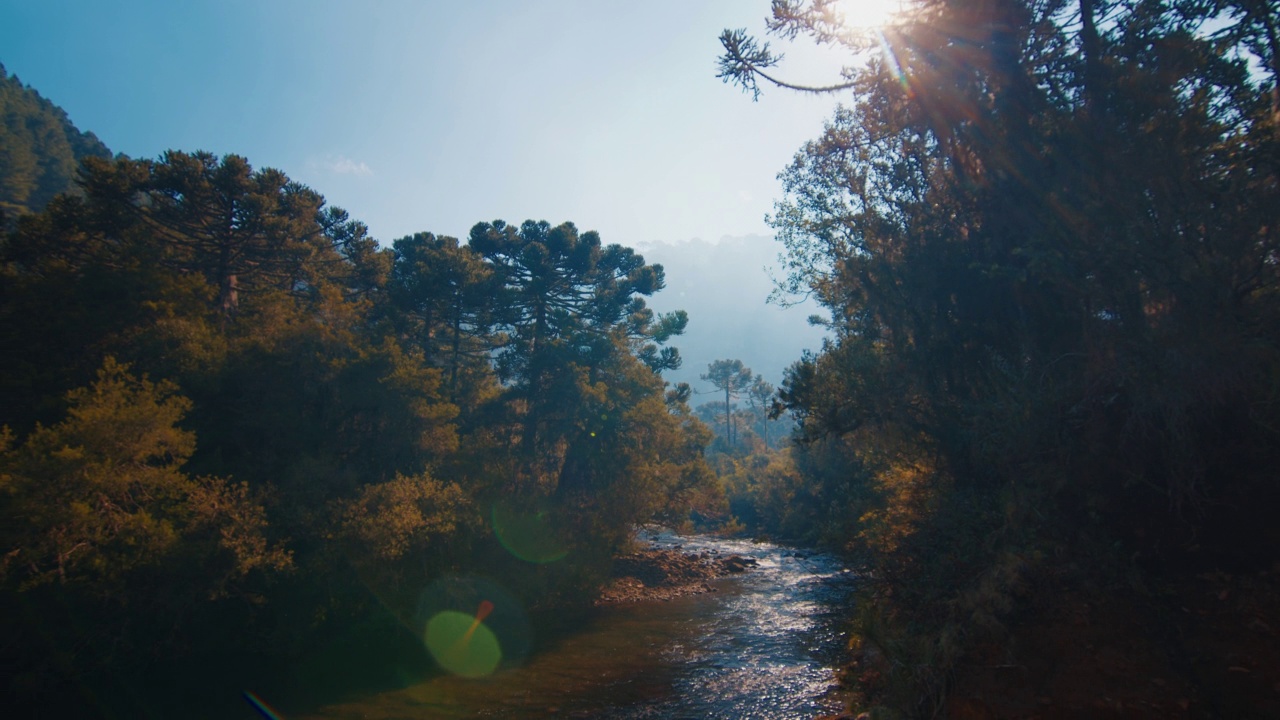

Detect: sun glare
[837,0,902,31]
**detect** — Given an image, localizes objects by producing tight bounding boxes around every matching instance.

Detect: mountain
[638,234,829,395]
[0,63,112,220]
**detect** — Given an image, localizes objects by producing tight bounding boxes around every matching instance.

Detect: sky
[0,0,852,251]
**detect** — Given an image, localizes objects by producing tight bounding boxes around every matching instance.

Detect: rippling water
[298,531,856,719]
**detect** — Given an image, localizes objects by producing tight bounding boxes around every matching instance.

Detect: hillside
[0,62,112,220]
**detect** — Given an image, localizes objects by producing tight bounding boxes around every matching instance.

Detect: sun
[835,0,903,32]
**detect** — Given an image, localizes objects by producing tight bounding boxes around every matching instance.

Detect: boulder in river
[721,555,759,573]
[597,545,759,605]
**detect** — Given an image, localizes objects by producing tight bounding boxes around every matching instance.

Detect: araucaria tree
[469,221,677,449]
[389,232,496,402]
[1,138,718,711]
[79,151,342,319]
[465,219,703,547]
[701,359,754,448]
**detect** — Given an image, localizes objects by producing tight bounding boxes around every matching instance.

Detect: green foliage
[463,219,706,553]
[330,472,473,596]
[0,72,711,713]
[0,63,112,220]
[468,219,683,390]
[0,357,289,596]
[555,357,721,544]
[724,0,1280,713]
[77,151,348,319]
[390,232,496,403]
[0,133,711,708]
[700,358,755,448]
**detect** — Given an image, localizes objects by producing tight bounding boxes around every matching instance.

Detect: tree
[330,471,472,594]
[77,151,347,321]
[745,373,778,448]
[1,73,721,697]
[468,219,685,470]
[0,358,293,711]
[728,0,1280,499]
[1210,0,1280,121]
[721,1,1280,711]
[0,63,112,220]
[455,220,714,562]
[320,205,393,306]
[701,359,754,448]
[0,357,289,596]
[389,232,496,402]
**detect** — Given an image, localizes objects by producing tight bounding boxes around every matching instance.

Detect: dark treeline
[0,145,722,714]
[720,0,1279,715]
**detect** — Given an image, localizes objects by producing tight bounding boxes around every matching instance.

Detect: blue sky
[1,0,850,250]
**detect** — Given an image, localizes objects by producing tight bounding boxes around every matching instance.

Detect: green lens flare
[416,576,532,668]
[492,501,569,563]
[424,610,502,678]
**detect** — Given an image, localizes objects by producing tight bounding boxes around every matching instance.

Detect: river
[295,530,856,719]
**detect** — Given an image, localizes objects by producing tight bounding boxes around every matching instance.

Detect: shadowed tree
[390,232,496,401]
[0,357,289,608]
[720,0,1280,711]
[468,219,685,470]
[77,151,345,321]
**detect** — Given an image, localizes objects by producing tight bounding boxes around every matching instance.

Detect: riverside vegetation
[4,0,1280,715]
[0,63,725,716]
[715,0,1280,717]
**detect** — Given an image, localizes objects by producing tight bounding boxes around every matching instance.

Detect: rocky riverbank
[596,543,759,605]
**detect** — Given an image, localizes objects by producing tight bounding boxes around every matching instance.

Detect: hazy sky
[1,0,851,250]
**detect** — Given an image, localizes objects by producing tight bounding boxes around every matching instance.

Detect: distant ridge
[1,62,113,220]
[638,234,828,392]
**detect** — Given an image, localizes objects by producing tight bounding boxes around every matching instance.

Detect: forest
[2,61,728,714]
[714,0,1280,716]
[4,0,1280,717]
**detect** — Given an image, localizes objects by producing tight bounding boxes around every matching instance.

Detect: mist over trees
[638,235,828,390]
[700,358,754,448]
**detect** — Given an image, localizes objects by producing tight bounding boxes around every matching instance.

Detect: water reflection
[300,530,855,719]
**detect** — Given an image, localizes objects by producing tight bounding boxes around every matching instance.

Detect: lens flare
[836,0,902,31]
[416,575,533,670]
[492,500,569,563]
[425,602,502,678]
[242,690,285,720]
[877,31,911,94]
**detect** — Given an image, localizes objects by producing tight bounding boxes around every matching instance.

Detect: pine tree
[701,359,754,448]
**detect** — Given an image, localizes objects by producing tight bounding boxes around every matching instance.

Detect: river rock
[597,544,759,605]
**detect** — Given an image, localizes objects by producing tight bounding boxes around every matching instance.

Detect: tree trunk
[1252,0,1280,122]
[1080,0,1103,118]
[725,385,733,448]
[220,273,238,318]
[449,298,462,399]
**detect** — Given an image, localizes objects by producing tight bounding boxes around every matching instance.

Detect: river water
[297,530,856,719]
